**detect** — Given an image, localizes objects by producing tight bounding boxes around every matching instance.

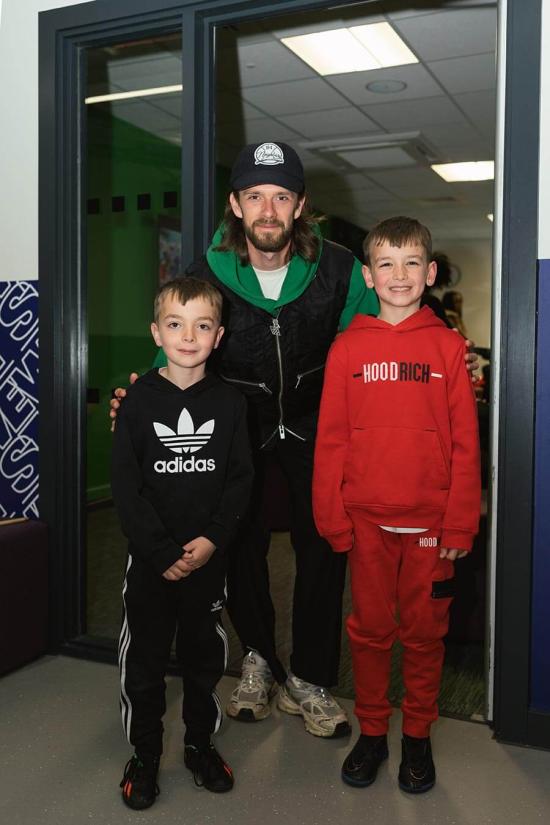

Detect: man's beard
[243,219,294,253]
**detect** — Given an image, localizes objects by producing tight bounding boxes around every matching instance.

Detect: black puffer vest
[187,240,355,448]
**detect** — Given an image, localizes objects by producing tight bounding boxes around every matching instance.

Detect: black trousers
[226,436,347,686]
[119,550,228,758]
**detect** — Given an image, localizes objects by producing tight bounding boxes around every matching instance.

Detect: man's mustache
[253,220,285,229]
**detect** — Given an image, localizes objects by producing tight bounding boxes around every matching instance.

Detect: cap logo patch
[254,142,284,166]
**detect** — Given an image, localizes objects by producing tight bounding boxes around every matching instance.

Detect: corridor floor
[1,655,548,825]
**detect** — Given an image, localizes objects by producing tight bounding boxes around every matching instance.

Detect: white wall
[539,0,550,259]
[431,237,493,348]
[0,0,93,282]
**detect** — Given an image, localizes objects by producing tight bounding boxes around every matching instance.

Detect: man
[111,141,476,739]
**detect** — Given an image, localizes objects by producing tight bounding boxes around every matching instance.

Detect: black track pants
[226,437,347,686]
[118,550,228,757]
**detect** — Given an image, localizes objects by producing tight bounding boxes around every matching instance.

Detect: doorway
[39,0,542,746]
[213,0,496,722]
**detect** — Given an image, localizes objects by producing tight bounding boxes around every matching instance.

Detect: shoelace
[188,747,230,788]
[239,670,271,694]
[120,757,160,797]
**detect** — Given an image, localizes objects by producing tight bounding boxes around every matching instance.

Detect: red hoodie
[313,306,480,553]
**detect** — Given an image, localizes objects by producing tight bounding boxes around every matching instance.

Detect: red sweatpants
[346,512,455,738]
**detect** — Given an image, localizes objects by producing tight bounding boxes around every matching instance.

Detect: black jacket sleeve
[202,395,254,550]
[111,408,183,575]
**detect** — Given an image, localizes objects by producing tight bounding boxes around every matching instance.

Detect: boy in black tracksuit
[112,277,253,810]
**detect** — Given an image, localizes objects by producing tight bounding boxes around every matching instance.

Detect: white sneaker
[226,651,276,722]
[277,672,351,738]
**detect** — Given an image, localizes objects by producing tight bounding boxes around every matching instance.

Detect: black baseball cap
[230,141,305,193]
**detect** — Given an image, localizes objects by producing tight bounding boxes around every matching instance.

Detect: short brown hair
[363,216,432,266]
[154,277,223,323]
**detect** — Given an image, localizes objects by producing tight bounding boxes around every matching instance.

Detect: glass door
[84,32,183,640]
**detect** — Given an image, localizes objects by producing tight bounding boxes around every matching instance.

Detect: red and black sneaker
[184,743,234,793]
[120,754,160,810]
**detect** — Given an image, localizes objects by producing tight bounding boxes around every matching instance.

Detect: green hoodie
[205,223,378,326]
[153,225,378,367]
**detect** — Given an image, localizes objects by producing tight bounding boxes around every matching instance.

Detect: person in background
[442,289,468,337]
[421,251,453,327]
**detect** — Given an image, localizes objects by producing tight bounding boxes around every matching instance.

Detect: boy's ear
[214,325,225,349]
[362,263,375,289]
[151,322,162,347]
[426,260,437,287]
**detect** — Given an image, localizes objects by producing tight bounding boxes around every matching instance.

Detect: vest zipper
[270,310,285,439]
[220,375,272,395]
[294,363,324,389]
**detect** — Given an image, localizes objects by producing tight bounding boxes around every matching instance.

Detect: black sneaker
[120,753,160,810]
[398,734,436,793]
[184,744,234,793]
[341,734,389,787]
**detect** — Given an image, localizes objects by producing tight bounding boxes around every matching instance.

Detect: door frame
[39,0,543,745]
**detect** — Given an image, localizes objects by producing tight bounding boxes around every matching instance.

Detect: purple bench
[0,519,48,675]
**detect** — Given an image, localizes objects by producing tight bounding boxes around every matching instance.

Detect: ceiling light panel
[431,161,494,182]
[350,22,418,68]
[281,23,417,76]
[281,29,379,75]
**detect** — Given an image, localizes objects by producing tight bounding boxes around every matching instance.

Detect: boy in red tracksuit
[313,216,480,794]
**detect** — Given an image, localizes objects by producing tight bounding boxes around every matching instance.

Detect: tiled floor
[1,656,549,825]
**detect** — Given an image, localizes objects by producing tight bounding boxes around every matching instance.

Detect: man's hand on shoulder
[110,372,139,431]
[462,338,479,381]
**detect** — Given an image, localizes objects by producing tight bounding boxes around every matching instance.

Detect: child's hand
[182,536,216,570]
[162,558,193,580]
[439,547,468,561]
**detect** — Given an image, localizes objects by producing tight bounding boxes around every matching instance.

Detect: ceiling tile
[217,40,316,89]
[240,117,303,144]
[107,54,182,89]
[106,99,179,134]
[337,146,419,170]
[427,52,496,95]
[362,95,465,131]
[216,91,266,124]
[368,166,453,198]
[279,107,380,139]
[241,77,349,115]
[308,172,387,194]
[454,89,497,129]
[393,7,497,61]
[326,63,442,107]
[272,15,385,39]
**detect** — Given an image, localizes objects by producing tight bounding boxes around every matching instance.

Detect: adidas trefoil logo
[154,407,214,454]
[210,599,223,612]
[153,408,216,474]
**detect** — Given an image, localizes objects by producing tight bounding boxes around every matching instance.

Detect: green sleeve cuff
[338,257,379,331]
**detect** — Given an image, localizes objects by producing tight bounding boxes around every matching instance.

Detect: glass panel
[214,1,496,716]
[85,32,182,639]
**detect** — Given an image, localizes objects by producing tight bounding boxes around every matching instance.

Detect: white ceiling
[88,0,498,241]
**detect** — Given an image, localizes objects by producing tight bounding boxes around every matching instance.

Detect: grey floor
[1,656,549,825]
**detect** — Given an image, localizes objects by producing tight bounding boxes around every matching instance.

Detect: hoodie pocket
[343,426,450,510]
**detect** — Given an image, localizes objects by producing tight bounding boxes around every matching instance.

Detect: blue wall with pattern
[0,281,39,519]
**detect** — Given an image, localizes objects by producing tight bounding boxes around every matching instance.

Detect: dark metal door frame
[39,0,543,746]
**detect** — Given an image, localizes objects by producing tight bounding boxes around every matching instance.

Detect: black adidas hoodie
[111,369,254,576]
